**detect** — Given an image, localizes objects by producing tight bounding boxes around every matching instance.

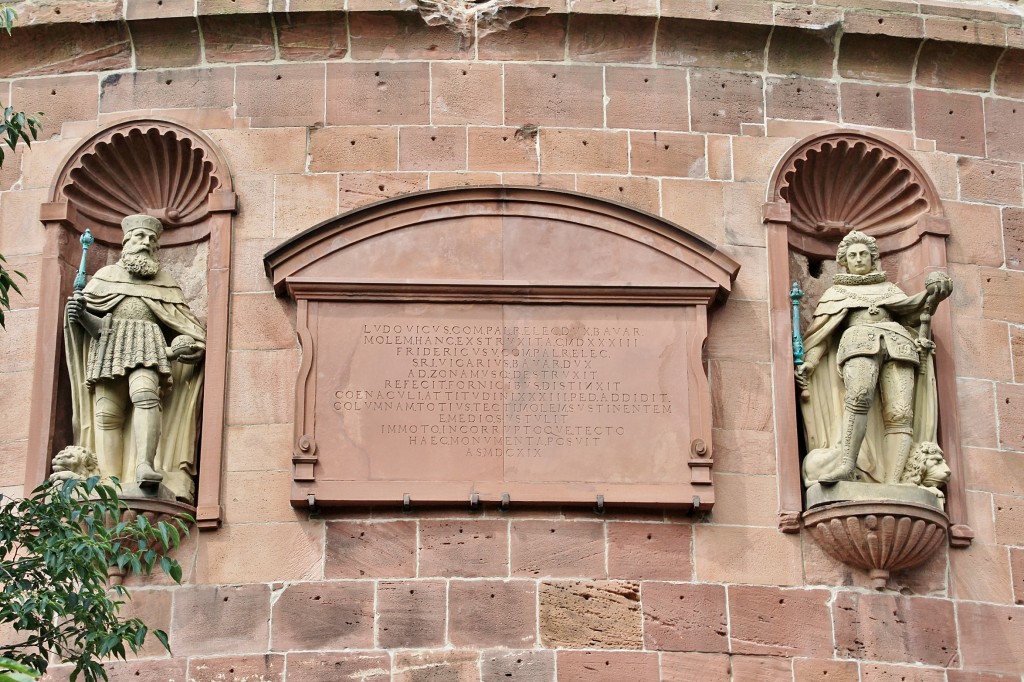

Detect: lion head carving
[899,442,951,501]
[49,445,101,482]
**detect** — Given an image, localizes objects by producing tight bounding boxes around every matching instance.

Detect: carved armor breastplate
[112,296,158,323]
[837,321,918,367]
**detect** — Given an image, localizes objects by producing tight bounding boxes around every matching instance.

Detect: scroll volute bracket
[294,435,318,482]
[688,438,713,485]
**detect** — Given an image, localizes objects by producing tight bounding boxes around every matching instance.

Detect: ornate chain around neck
[833,271,888,286]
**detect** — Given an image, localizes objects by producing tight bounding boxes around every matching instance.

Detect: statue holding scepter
[796,231,953,497]
[63,215,206,502]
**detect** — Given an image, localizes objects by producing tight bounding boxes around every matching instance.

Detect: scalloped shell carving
[778,138,930,242]
[61,127,220,231]
[803,501,948,589]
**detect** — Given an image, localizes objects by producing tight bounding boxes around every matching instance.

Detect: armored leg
[128,368,163,486]
[93,379,128,481]
[880,360,916,484]
[821,356,879,484]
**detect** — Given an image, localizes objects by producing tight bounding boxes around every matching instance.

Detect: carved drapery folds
[27,119,236,530]
[764,130,972,587]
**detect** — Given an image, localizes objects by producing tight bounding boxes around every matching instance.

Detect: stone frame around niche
[264,186,740,512]
[763,129,973,547]
[25,117,236,530]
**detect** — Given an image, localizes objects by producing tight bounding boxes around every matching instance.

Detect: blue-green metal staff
[790,281,810,400]
[73,229,94,292]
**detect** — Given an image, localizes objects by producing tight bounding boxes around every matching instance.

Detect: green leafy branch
[0,478,191,682]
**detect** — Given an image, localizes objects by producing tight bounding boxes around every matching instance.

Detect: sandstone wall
[1,0,1023,680]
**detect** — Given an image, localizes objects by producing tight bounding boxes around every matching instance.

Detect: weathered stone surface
[188,655,285,682]
[694,525,802,585]
[958,601,1024,674]
[642,582,727,652]
[393,650,480,682]
[510,520,605,578]
[606,522,692,580]
[377,579,447,648]
[660,652,731,682]
[325,520,417,578]
[285,652,390,682]
[728,586,833,657]
[568,15,656,63]
[480,650,555,682]
[449,580,537,648]
[170,584,271,656]
[271,581,374,650]
[605,66,689,131]
[657,18,769,70]
[539,580,642,648]
[994,494,1024,547]
[556,651,660,682]
[951,542,1014,604]
[793,659,859,682]
[419,519,509,578]
[195,522,322,584]
[0,22,129,77]
[768,26,836,78]
[983,268,1024,324]
[832,592,957,665]
[277,11,348,61]
[690,69,764,134]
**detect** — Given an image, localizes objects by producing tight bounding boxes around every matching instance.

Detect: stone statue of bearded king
[796,230,953,490]
[64,214,206,503]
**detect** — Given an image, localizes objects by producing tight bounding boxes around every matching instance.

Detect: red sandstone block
[606,522,691,580]
[188,655,284,682]
[480,650,555,680]
[982,268,1024,324]
[998,383,1024,452]
[348,12,471,60]
[947,671,1023,682]
[429,171,502,188]
[571,0,655,15]
[844,10,924,38]
[325,520,416,578]
[694,525,802,585]
[339,172,429,212]
[277,11,348,61]
[129,17,201,69]
[399,126,467,171]
[477,15,567,61]
[945,201,1004,267]
[285,652,390,682]
[689,69,764,134]
[793,659,859,682]
[419,519,508,577]
[986,98,1024,163]
[916,89,986,156]
[448,579,537,647]
[951,542,1014,604]
[964,447,1024,497]
[45,659,189,682]
[1012,548,1024,605]
[510,520,605,578]
[100,67,234,113]
[926,17,1007,46]
[574,175,660,214]
[605,67,689,131]
[833,592,957,665]
[504,64,604,128]
[657,18,769,70]
[917,41,1004,91]
[766,76,839,122]
[841,83,912,130]
[225,349,297,425]
[660,0,771,23]
[995,50,1024,99]
[10,75,96,142]
[568,15,656,64]
[468,127,538,172]
[170,584,270,656]
[274,173,339,238]
[1006,207,1024,272]
[730,655,793,680]
[709,359,773,431]
[660,652,730,682]
[860,664,946,682]
[431,63,502,126]
[126,0,195,20]
[959,601,1024,674]
[641,582,727,652]
[236,63,325,128]
[774,4,842,29]
[393,650,479,682]
[629,131,705,178]
[539,580,642,648]
[662,178,723,240]
[200,14,274,63]
[953,318,1013,382]
[728,585,833,657]
[837,33,919,83]
[271,581,373,650]
[959,159,1023,206]
[310,126,398,173]
[0,22,130,78]
[767,26,836,78]
[539,128,628,174]
[556,651,659,682]
[198,0,268,13]
[231,238,279,293]
[501,172,576,190]
[377,580,446,648]
[327,63,430,126]
[225,423,292,473]
[957,378,999,449]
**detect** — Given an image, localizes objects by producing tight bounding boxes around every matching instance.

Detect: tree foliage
[0,479,190,682]
[0,4,42,329]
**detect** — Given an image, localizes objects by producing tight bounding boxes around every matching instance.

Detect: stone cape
[799,278,938,485]
[64,263,207,501]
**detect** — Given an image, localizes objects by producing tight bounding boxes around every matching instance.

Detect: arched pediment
[264,186,739,303]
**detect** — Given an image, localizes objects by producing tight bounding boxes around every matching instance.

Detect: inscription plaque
[265,187,739,509]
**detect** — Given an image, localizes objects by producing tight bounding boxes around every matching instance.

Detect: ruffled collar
[833,271,888,286]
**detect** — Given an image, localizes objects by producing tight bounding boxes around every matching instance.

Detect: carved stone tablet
[265,187,739,510]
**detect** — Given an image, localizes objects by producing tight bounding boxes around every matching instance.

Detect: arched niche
[265,186,739,511]
[763,130,972,547]
[26,118,237,530]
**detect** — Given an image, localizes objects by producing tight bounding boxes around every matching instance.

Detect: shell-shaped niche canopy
[777,137,931,244]
[55,123,224,245]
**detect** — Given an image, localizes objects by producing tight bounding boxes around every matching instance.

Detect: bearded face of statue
[119,228,161,278]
